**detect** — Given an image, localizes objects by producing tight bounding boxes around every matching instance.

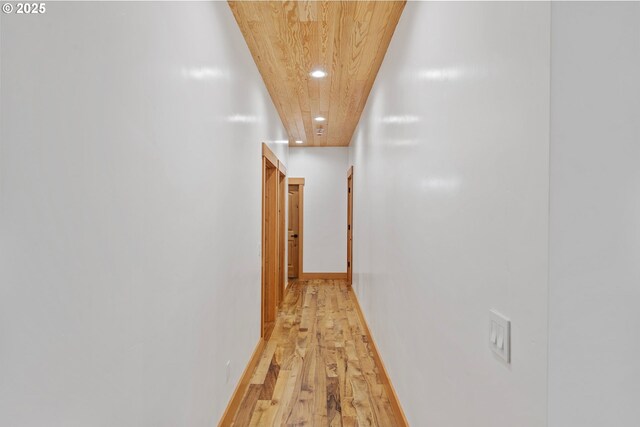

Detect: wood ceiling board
[344,2,405,146]
[229,1,406,147]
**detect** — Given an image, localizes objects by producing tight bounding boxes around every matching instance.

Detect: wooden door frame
[288,177,305,281]
[277,164,286,306]
[261,143,287,339]
[347,166,353,285]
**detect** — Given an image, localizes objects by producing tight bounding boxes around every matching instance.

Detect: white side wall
[349,2,550,425]
[548,3,640,426]
[0,3,287,426]
[288,147,349,273]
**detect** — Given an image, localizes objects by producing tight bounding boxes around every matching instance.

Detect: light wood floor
[230,280,401,427]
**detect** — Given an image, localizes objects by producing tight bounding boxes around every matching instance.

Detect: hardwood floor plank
[233,384,263,427]
[260,354,282,400]
[252,339,278,384]
[273,356,302,426]
[326,376,342,426]
[314,288,329,425]
[351,373,377,427]
[249,401,272,427]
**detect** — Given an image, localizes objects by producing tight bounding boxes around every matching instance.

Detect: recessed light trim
[314,116,326,122]
[310,69,327,79]
[295,140,304,144]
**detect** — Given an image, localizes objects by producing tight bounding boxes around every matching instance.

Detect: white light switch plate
[490,309,510,363]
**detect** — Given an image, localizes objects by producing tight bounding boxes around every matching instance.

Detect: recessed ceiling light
[295,140,304,144]
[310,69,327,78]
[314,116,326,122]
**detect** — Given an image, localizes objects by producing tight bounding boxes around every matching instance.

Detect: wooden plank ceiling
[229,1,406,147]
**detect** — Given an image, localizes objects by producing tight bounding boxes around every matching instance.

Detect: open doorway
[347,166,353,285]
[287,178,304,280]
[261,143,286,339]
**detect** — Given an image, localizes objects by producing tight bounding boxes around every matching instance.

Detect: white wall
[0,2,287,426]
[349,2,550,425]
[548,3,640,426]
[288,147,349,273]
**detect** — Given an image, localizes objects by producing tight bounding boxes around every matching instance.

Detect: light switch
[497,326,504,349]
[490,310,510,363]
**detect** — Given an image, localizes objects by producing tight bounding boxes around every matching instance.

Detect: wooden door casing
[287,188,298,278]
[261,143,287,340]
[347,166,353,285]
[262,160,277,338]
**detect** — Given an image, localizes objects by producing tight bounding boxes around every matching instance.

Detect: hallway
[228,280,401,427]
[2,1,640,427]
